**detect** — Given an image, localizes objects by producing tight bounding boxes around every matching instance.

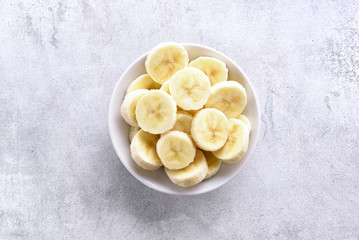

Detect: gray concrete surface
[1,0,358,239]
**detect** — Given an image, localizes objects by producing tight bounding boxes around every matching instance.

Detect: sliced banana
[237,114,251,132]
[189,57,228,86]
[160,81,170,94]
[205,81,247,118]
[191,108,230,151]
[130,130,162,170]
[126,74,161,93]
[165,149,208,187]
[145,42,189,84]
[169,67,210,110]
[129,126,140,142]
[156,131,196,170]
[213,118,249,163]
[136,90,177,134]
[121,89,148,127]
[203,151,222,180]
[172,111,193,135]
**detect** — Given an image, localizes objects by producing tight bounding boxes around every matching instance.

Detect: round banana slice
[191,108,230,151]
[237,114,251,132]
[126,74,161,93]
[189,57,228,86]
[160,81,170,94]
[136,90,177,134]
[172,111,193,135]
[130,130,162,170]
[165,149,208,187]
[213,118,249,163]
[169,67,211,110]
[121,89,149,127]
[156,131,196,170]
[203,151,222,180]
[205,81,247,118]
[129,126,140,142]
[145,42,189,84]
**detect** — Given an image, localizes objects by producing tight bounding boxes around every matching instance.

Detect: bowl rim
[108,43,260,195]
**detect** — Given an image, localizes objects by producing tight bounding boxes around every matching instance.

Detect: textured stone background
[1,1,358,239]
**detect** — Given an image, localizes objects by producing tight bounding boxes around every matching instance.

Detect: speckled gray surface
[1,1,359,239]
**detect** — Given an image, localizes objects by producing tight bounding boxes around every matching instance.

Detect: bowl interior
[109,43,260,195]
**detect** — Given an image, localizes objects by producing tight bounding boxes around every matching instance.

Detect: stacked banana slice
[121,42,251,187]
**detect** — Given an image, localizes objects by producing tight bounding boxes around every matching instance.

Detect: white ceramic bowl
[109,43,260,195]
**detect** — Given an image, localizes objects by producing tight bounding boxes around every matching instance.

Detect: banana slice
[126,74,161,93]
[129,126,140,142]
[191,108,230,151]
[237,114,251,132]
[160,81,170,94]
[136,90,177,134]
[165,149,208,187]
[130,130,162,170]
[169,67,211,110]
[203,151,222,180]
[189,57,228,86]
[213,118,249,163]
[172,111,193,135]
[145,42,189,84]
[205,81,247,118]
[121,89,149,127]
[156,131,196,170]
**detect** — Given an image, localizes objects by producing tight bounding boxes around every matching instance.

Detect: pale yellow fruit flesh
[203,151,222,180]
[213,118,249,163]
[121,89,148,127]
[189,57,228,86]
[130,130,162,170]
[156,131,196,170]
[129,126,140,142]
[172,111,193,135]
[136,90,177,134]
[160,81,171,94]
[237,114,251,132]
[165,149,208,187]
[205,81,247,118]
[126,74,161,93]
[191,108,230,151]
[145,43,189,84]
[169,67,210,110]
